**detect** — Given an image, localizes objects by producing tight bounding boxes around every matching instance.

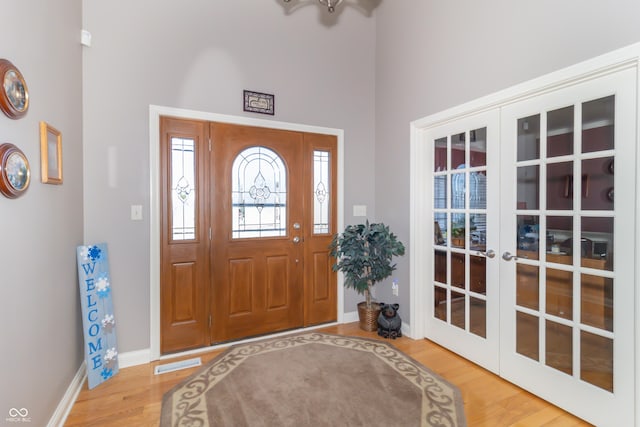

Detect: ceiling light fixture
[283,0,343,13]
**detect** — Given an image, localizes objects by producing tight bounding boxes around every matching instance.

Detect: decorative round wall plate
[0,143,30,198]
[0,59,29,119]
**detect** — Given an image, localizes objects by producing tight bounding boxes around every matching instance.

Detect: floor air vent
[154,357,202,375]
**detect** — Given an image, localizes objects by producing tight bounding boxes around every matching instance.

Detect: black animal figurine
[377,303,402,339]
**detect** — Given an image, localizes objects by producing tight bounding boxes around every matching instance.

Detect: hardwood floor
[65,323,591,426]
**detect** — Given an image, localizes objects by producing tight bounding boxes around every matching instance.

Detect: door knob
[477,249,496,258]
[502,251,518,261]
[292,236,301,243]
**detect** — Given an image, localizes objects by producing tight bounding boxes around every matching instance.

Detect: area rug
[160,332,466,427]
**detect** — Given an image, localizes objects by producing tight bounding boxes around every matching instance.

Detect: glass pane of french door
[500,68,635,426]
[427,110,500,373]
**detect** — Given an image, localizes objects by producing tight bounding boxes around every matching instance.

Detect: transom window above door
[232,146,287,239]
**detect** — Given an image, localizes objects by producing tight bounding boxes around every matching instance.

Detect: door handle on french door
[292,236,301,243]
[502,251,518,261]
[477,249,495,258]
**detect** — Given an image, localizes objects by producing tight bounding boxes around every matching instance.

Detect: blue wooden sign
[76,243,119,389]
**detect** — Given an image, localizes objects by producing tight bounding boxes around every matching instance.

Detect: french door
[160,118,338,353]
[424,67,636,425]
[499,68,636,425]
[425,109,501,373]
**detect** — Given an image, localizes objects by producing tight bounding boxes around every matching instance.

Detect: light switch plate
[81,29,92,47]
[353,205,367,217]
[131,205,143,221]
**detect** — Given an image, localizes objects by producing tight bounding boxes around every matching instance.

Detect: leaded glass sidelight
[313,150,331,234]
[171,137,196,240]
[232,146,287,239]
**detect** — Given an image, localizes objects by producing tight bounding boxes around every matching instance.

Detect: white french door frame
[148,105,345,360]
[410,43,640,424]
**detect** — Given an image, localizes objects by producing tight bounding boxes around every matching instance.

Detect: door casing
[149,106,345,360]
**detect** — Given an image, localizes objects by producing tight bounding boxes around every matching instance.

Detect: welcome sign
[76,243,119,389]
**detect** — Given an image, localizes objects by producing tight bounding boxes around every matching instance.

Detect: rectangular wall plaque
[243,90,275,115]
[76,243,119,389]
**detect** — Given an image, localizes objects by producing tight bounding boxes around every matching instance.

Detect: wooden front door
[160,118,337,353]
[210,123,305,342]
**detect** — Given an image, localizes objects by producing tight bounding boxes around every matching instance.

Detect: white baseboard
[401,321,412,338]
[119,349,151,368]
[343,310,359,323]
[47,362,86,427]
[46,348,151,427]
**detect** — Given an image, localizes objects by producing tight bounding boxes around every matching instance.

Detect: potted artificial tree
[330,221,405,331]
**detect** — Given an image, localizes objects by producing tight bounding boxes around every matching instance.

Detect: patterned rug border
[161,331,467,427]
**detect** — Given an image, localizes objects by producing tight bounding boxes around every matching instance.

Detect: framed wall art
[40,121,62,184]
[243,90,274,115]
[0,59,29,119]
[0,143,30,198]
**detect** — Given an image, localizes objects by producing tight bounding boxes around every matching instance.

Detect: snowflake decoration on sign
[104,347,118,361]
[101,367,114,380]
[87,245,102,261]
[96,274,111,298]
[101,314,116,333]
[80,245,102,262]
[104,347,118,369]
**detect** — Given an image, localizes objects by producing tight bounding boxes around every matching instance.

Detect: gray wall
[373,0,640,325]
[81,0,377,352]
[0,1,84,425]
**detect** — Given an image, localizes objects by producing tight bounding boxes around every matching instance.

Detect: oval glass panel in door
[232,146,287,239]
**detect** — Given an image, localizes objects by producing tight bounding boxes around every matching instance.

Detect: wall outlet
[392,278,399,296]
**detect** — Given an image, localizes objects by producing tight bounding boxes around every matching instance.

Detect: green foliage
[329,221,405,297]
[451,227,465,238]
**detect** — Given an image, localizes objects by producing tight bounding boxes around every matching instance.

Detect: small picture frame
[40,121,62,184]
[243,90,274,115]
